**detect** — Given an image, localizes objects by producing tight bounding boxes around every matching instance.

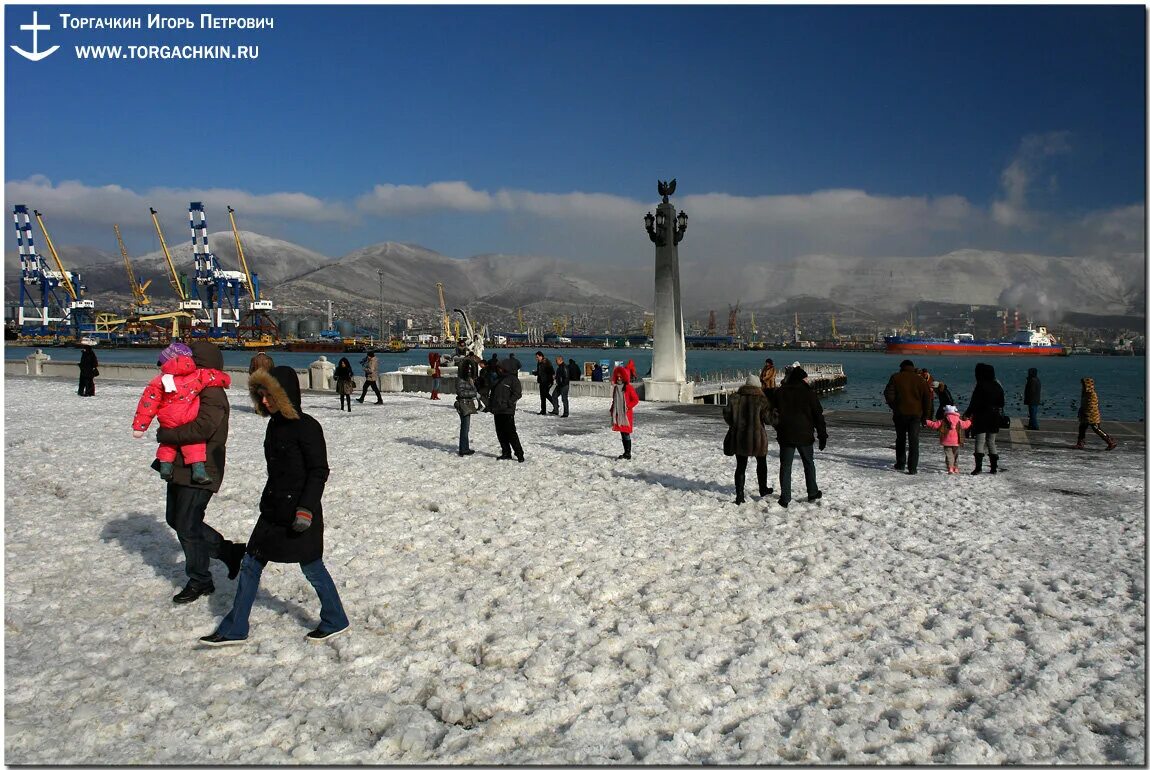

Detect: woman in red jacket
[609,362,640,460]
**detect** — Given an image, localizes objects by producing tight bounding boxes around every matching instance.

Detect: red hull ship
[885,326,1067,357]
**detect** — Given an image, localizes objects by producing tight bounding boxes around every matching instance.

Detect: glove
[291,510,313,532]
[818,436,827,451]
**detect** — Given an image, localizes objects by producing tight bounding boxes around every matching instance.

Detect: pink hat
[158,341,193,365]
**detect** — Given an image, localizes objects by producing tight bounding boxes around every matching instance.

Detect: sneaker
[173,582,214,604]
[199,633,246,647]
[306,626,350,643]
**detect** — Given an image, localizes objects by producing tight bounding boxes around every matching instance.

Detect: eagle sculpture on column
[658,178,677,203]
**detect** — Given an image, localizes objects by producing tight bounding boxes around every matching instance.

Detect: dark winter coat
[722,383,773,457]
[334,358,355,395]
[567,359,581,381]
[488,369,522,415]
[554,360,570,392]
[963,362,1006,435]
[246,366,329,564]
[1023,369,1042,406]
[933,383,956,420]
[772,374,827,448]
[154,341,229,493]
[79,347,98,376]
[883,362,931,419]
[532,356,555,387]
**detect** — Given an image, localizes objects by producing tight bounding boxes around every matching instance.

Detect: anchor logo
[11,11,61,61]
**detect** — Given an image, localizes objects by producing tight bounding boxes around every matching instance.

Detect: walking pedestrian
[334,357,355,412]
[722,376,775,505]
[1024,368,1042,430]
[199,365,349,646]
[609,362,640,460]
[357,350,382,404]
[553,354,570,417]
[532,351,557,414]
[153,340,245,604]
[924,404,973,474]
[962,362,1006,475]
[772,366,827,507]
[77,344,99,396]
[488,359,525,462]
[1074,377,1118,450]
[883,359,931,474]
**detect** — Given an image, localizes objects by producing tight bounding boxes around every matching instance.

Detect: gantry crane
[727,301,740,337]
[12,207,95,339]
[115,224,152,311]
[435,282,453,343]
[226,206,278,344]
[707,310,717,336]
[188,202,247,338]
[150,207,201,315]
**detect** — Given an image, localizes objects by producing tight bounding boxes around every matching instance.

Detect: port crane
[11,205,94,338]
[150,207,202,315]
[115,224,152,311]
[188,201,247,337]
[435,282,453,343]
[226,206,278,344]
[727,301,740,337]
[707,310,717,336]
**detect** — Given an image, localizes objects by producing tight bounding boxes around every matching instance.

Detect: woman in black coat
[200,366,349,646]
[962,362,1006,475]
[77,345,98,396]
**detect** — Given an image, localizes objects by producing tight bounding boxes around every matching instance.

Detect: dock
[691,363,847,404]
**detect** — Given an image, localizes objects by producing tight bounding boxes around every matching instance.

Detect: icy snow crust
[4,377,1145,764]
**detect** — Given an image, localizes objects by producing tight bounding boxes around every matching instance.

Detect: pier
[691,362,847,405]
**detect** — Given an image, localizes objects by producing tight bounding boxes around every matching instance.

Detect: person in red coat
[609,361,640,460]
[132,341,230,484]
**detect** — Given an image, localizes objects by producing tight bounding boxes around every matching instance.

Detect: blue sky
[4,4,1145,268]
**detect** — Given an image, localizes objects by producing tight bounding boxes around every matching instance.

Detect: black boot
[988,454,999,474]
[221,541,245,580]
[734,488,745,505]
[971,453,984,475]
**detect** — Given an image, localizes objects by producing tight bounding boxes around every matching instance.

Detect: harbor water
[6,346,1145,422]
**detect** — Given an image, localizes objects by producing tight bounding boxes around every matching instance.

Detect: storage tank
[275,316,299,338]
[298,317,322,337]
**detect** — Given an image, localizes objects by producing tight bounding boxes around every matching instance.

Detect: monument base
[642,378,695,403]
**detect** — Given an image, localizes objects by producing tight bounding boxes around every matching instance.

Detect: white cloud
[356,181,495,215]
[991,131,1072,228]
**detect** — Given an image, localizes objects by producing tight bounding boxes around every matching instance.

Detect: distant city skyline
[4,4,1145,272]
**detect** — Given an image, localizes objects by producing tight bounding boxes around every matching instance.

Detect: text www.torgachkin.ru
[75,44,259,59]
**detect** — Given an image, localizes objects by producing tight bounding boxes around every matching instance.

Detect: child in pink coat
[924,404,973,474]
[132,341,231,483]
[609,361,640,460]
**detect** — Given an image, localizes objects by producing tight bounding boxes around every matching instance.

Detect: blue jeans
[778,444,818,503]
[165,484,226,588]
[1027,404,1039,429]
[459,413,471,453]
[215,554,349,640]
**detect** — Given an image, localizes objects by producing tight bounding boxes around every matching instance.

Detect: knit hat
[943,404,959,414]
[158,341,193,365]
[745,375,761,388]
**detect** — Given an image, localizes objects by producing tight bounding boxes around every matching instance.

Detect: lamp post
[643,179,692,402]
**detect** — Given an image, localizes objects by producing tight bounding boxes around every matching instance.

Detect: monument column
[643,179,694,403]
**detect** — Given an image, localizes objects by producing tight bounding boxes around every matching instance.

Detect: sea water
[7,346,1145,421]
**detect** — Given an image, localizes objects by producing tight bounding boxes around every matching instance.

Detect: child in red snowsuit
[132,341,231,483]
[609,360,640,460]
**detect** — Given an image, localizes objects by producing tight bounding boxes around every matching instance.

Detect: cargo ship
[884,326,1067,356]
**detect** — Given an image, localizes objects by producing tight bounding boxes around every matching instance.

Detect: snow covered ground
[4,375,1145,764]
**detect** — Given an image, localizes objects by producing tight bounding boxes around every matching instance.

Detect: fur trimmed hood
[249,366,301,419]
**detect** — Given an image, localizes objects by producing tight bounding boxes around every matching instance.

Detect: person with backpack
[924,404,973,474]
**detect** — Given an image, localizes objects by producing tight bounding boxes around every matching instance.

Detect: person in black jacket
[963,362,1006,475]
[553,355,570,417]
[200,366,349,646]
[77,344,98,396]
[772,366,827,508]
[1023,368,1042,430]
[932,380,956,420]
[488,359,525,462]
[531,351,557,415]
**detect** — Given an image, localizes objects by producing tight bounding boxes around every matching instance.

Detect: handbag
[997,408,1010,429]
[92,367,99,377]
[723,428,735,457]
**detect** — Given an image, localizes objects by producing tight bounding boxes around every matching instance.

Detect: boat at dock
[884,326,1067,357]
